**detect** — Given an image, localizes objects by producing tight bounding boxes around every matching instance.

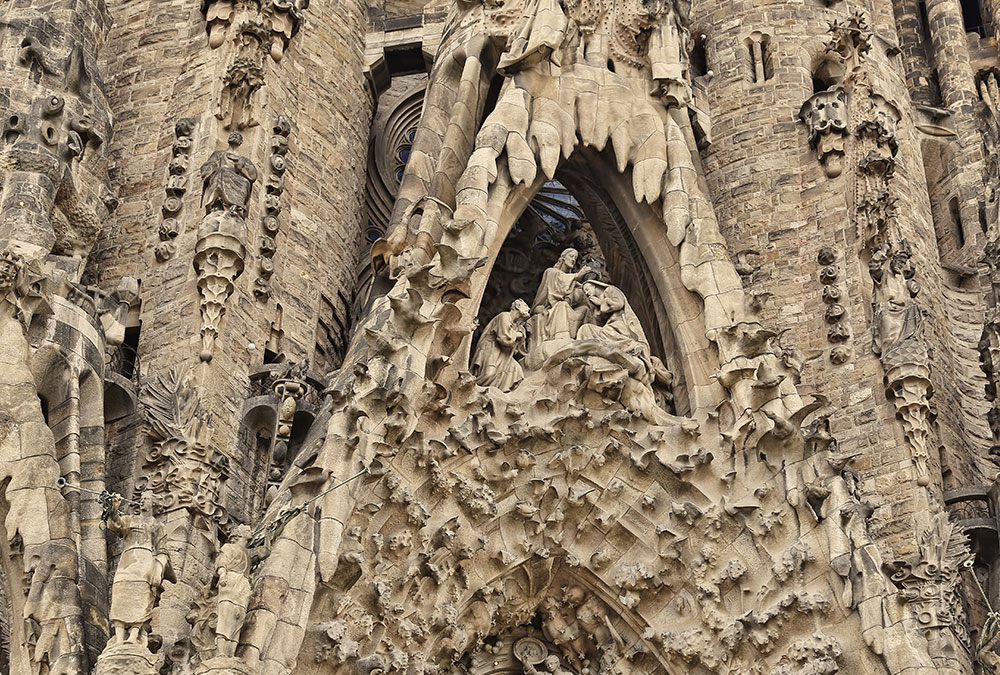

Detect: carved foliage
[136,370,230,521]
[886,514,974,659]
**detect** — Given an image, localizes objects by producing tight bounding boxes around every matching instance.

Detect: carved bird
[762,409,795,439]
[428,244,486,287]
[735,324,777,357]
[780,346,824,381]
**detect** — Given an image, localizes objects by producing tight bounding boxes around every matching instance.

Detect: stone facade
[1,0,1000,673]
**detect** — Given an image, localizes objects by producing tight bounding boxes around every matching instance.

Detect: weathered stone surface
[0,0,997,673]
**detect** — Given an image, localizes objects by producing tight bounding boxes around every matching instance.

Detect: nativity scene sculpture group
[472,248,674,418]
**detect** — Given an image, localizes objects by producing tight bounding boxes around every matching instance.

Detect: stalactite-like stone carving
[156,118,196,263]
[195,132,256,361]
[255,115,290,300]
[800,87,848,178]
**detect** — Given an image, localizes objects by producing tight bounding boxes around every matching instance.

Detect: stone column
[925,0,986,233]
[93,0,374,662]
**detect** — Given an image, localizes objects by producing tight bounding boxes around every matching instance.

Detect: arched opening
[469,148,726,416]
[237,401,279,522]
[745,32,773,83]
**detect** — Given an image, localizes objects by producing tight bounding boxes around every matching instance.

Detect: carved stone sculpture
[105,491,176,646]
[885,513,974,672]
[215,525,253,657]
[869,241,932,486]
[136,369,231,522]
[472,299,530,391]
[800,87,848,178]
[195,133,256,361]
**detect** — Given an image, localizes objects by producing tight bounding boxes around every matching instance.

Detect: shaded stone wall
[690,0,994,559]
[90,0,372,504]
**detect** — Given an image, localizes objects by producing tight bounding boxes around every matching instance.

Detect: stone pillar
[93,0,374,659]
[925,0,986,233]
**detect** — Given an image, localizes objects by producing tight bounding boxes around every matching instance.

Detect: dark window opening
[38,395,48,425]
[918,0,932,40]
[981,200,989,234]
[121,325,140,379]
[263,348,280,364]
[962,0,987,37]
[811,59,843,94]
[950,197,967,248]
[690,35,707,78]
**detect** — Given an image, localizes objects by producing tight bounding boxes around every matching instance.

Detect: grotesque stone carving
[800,87,848,178]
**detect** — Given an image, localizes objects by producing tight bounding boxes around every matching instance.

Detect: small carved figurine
[105,491,176,646]
[215,525,253,657]
[472,299,530,391]
[200,132,259,217]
